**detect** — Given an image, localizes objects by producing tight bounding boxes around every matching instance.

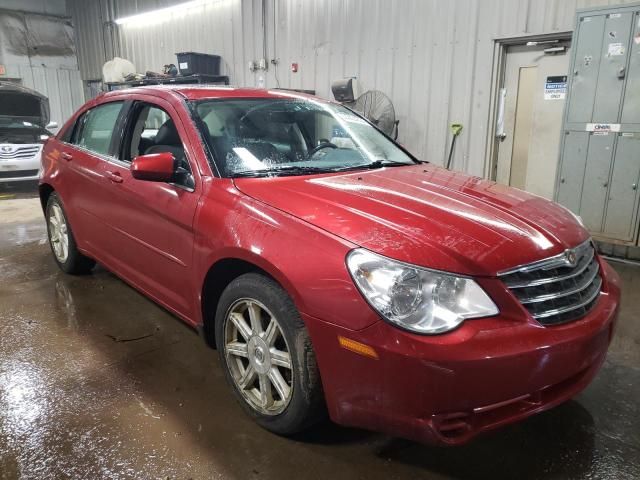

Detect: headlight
[346,249,499,334]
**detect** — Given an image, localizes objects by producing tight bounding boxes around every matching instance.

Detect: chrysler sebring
[39,86,620,445]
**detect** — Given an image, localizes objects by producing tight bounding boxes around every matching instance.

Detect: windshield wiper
[232,165,336,178]
[332,159,412,172]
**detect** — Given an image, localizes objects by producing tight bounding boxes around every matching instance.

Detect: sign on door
[544,75,567,100]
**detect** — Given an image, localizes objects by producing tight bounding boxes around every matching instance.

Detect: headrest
[154,119,181,146]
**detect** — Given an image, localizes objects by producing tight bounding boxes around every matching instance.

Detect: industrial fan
[352,90,399,139]
[331,79,399,140]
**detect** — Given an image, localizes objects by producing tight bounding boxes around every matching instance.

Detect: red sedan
[39,86,620,445]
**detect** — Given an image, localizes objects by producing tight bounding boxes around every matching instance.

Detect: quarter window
[75,101,124,156]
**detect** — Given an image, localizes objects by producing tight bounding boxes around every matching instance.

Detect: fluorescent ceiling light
[115,0,212,26]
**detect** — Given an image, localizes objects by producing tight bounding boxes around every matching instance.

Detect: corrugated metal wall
[68,0,640,176]
[0,10,85,127]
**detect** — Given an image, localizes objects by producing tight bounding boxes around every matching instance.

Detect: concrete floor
[1,182,639,480]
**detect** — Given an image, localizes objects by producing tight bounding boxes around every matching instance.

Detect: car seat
[144,119,186,167]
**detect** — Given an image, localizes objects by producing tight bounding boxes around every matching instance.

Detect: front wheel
[215,273,325,435]
[46,192,95,274]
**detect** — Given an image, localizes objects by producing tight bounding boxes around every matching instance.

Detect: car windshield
[191,97,417,177]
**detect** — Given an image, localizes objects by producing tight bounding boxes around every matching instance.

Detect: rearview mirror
[130,152,176,182]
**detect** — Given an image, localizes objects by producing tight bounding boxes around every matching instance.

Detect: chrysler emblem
[565,249,578,267]
[0,145,14,154]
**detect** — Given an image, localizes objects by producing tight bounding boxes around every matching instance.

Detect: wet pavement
[1,184,639,480]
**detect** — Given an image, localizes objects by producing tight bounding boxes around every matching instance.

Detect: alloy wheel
[224,298,293,415]
[49,204,69,263]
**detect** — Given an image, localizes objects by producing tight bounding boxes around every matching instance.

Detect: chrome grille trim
[517,260,600,304]
[503,242,594,289]
[0,145,41,160]
[532,276,602,319]
[500,239,593,275]
[499,239,602,326]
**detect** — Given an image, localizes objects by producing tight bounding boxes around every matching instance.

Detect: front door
[97,98,200,320]
[494,40,571,199]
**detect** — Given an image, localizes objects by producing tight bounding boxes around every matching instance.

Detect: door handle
[61,152,73,161]
[106,171,123,183]
[495,88,506,140]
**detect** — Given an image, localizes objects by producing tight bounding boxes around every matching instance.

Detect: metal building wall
[0,10,85,127]
[68,0,640,176]
[117,0,246,85]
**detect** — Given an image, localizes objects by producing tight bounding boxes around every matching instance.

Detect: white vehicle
[0,82,57,183]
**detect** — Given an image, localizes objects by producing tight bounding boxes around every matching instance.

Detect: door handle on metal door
[106,171,123,183]
[495,88,506,140]
[61,152,73,161]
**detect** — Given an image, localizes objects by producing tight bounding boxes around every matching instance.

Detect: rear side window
[75,101,124,156]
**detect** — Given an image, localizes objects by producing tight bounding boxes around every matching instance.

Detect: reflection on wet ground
[0,192,639,479]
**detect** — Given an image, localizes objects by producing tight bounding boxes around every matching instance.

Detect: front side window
[75,101,124,156]
[192,98,416,177]
[123,102,194,189]
[126,104,177,161]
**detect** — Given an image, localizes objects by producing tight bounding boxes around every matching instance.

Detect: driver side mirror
[130,152,177,182]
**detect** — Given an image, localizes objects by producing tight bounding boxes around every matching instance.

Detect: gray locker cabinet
[579,133,616,233]
[557,131,590,212]
[556,3,640,246]
[603,134,640,241]
[621,12,640,124]
[567,15,606,124]
[592,13,634,122]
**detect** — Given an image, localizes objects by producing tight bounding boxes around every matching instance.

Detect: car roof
[99,85,326,103]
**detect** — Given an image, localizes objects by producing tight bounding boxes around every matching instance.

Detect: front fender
[193,180,380,331]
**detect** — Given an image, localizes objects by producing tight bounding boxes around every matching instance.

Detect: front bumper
[305,261,621,445]
[0,144,42,183]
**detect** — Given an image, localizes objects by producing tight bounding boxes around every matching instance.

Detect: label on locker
[607,43,625,56]
[586,123,621,132]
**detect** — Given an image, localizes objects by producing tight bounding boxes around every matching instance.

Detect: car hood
[233,164,589,276]
[0,82,50,126]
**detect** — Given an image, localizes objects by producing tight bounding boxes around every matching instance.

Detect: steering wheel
[308,140,338,158]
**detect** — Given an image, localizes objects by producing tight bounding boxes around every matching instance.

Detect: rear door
[97,97,200,319]
[56,101,125,255]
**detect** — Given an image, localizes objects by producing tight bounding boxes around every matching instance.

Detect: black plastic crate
[176,52,221,76]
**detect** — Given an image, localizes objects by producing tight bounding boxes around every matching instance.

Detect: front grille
[0,169,39,179]
[499,240,602,326]
[0,145,40,160]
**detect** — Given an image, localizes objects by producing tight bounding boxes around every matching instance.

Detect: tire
[46,192,95,275]
[215,272,325,435]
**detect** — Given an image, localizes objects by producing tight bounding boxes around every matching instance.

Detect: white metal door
[496,42,571,199]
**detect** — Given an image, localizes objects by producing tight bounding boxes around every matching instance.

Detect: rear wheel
[215,273,325,434]
[46,192,95,274]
